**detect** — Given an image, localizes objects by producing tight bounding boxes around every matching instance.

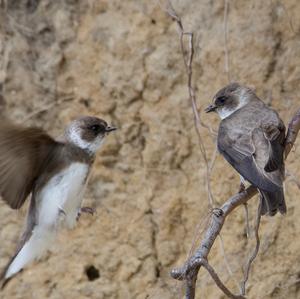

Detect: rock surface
[0,0,300,298]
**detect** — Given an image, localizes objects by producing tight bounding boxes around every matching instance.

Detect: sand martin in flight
[206,83,286,216]
[0,116,116,287]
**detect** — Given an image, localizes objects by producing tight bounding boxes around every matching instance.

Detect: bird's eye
[89,124,105,134]
[216,96,227,105]
[91,125,100,131]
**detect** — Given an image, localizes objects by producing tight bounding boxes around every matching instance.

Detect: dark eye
[90,124,105,134]
[216,96,227,105]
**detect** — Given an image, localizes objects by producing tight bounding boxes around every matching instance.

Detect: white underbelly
[37,162,89,229]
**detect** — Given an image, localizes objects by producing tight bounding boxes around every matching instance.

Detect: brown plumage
[0,122,59,209]
[206,83,286,216]
[0,116,116,287]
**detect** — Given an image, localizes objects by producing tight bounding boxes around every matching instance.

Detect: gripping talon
[238,182,246,193]
[212,208,223,217]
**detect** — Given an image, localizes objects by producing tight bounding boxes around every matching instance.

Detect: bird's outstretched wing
[0,121,61,209]
[217,121,284,192]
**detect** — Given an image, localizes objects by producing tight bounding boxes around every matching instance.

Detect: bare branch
[170,186,257,298]
[160,1,300,298]
[170,109,300,298]
[240,197,262,295]
[201,259,245,299]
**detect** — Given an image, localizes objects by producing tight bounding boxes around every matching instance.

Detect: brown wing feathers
[262,123,285,173]
[0,122,58,209]
[217,123,283,192]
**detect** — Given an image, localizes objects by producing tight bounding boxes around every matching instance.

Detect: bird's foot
[81,206,95,215]
[238,182,246,193]
[77,207,96,221]
[212,208,224,217]
[58,207,66,216]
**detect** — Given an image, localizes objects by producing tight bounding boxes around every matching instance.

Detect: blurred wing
[217,122,281,192]
[0,122,60,209]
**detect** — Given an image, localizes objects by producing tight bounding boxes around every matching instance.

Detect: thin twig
[163,2,235,295]
[187,213,212,259]
[160,2,300,298]
[198,106,218,138]
[240,197,262,295]
[223,0,231,82]
[162,0,214,207]
[201,259,245,299]
[170,108,300,299]
[208,145,218,174]
[218,235,242,293]
[243,203,250,238]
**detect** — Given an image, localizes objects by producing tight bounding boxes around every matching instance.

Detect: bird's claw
[58,207,66,216]
[238,182,246,193]
[80,206,95,215]
[212,208,223,217]
[77,207,96,221]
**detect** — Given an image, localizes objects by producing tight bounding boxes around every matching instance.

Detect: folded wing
[217,121,284,192]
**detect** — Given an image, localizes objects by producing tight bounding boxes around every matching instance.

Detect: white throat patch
[217,107,235,120]
[217,92,249,120]
[67,127,104,154]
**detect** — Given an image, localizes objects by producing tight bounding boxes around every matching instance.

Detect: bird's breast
[37,162,90,228]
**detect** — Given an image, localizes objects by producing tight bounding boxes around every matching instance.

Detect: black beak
[105,126,117,133]
[205,104,217,113]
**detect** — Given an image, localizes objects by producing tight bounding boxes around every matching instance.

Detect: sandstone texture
[0,1,300,298]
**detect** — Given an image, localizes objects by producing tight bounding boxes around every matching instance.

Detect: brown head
[205,83,255,119]
[65,116,117,153]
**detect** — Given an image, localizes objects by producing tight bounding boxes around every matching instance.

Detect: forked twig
[160,2,300,298]
[201,259,245,299]
[170,111,300,299]
[162,3,240,291]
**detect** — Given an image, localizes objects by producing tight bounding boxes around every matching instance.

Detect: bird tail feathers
[260,189,286,216]
[1,226,55,289]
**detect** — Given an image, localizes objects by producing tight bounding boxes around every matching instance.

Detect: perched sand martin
[206,83,286,216]
[0,116,116,287]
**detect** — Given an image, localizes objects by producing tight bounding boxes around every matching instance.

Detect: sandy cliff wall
[0,1,300,298]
